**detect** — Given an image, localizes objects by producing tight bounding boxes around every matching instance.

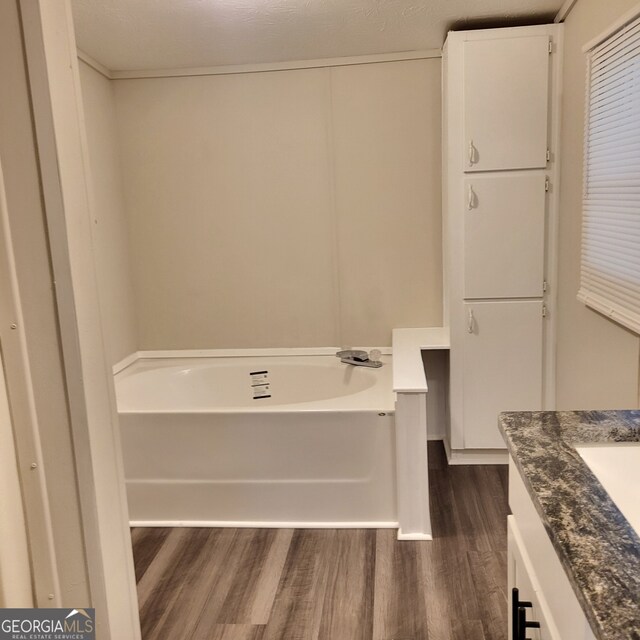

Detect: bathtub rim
[114,348,396,413]
[113,346,392,375]
[119,408,396,415]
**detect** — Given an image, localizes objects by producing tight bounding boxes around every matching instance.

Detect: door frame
[16,1,141,637]
[0,153,39,609]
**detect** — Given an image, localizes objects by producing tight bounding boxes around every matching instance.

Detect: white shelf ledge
[392,327,450,393]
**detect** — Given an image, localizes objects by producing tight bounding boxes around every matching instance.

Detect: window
[579,9,640,333]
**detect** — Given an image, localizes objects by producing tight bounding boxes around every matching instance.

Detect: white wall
[114,58,442,349]
[79,62,137,365]
[331,62,442,346]
[556,0,640,408]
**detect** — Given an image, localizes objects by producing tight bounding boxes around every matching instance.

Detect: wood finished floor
[132,441,509,640]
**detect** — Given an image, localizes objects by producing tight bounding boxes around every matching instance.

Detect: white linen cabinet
[443,25,563,460]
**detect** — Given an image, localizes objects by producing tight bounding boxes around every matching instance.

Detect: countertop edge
[498,410,640,640]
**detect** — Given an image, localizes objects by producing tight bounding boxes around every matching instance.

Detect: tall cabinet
[443,25,563,458]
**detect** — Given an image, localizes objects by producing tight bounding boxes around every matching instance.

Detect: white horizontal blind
[579,11,640,333]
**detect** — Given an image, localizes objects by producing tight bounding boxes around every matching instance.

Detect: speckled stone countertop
[499,410,640,640]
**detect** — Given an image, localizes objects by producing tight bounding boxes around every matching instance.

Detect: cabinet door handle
[467,184,476,210]
[518,606,541,640]
[518,609,527,640]
[467,309,474,334]
[512,588,532,640]
[468,139,477,166]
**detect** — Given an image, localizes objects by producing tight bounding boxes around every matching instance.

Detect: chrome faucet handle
[336,349,383,368]
[336,349,369,361]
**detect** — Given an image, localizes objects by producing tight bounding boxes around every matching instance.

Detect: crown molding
[76,49,441,81]
[77,49,113,79]
[555,0,579,23]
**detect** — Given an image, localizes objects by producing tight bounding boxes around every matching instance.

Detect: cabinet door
[463,301,543,448]
[464,36,550,172]
[508,516,563,640]
[464,174,546,299]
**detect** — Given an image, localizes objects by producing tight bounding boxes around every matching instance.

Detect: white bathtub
[115,352,398,528]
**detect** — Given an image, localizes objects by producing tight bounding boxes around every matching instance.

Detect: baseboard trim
[445,446,508,466]
[130,520,399,529]
[397,530,432,541]
[442,434,453,460]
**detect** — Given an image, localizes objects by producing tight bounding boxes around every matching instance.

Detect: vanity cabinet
[508,457,597,640]
[443,25,563,458]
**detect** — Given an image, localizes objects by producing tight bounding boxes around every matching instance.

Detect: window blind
[579,11,640,334]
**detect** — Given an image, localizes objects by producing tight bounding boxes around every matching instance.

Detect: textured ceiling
[71,0,563,71]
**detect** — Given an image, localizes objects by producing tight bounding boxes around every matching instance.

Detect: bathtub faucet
[336,349,383,368]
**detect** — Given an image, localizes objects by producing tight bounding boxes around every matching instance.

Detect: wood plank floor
[132,441,509,640]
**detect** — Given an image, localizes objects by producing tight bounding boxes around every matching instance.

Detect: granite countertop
[499,410,640,640]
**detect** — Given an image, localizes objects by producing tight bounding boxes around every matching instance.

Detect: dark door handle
[518,606,541,640]
[512,588,532,639]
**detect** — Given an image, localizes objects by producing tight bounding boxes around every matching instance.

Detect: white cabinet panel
[508,516,563,640]
[463,301,543,448]
[464,174,546,299]
[464,36,550,172]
